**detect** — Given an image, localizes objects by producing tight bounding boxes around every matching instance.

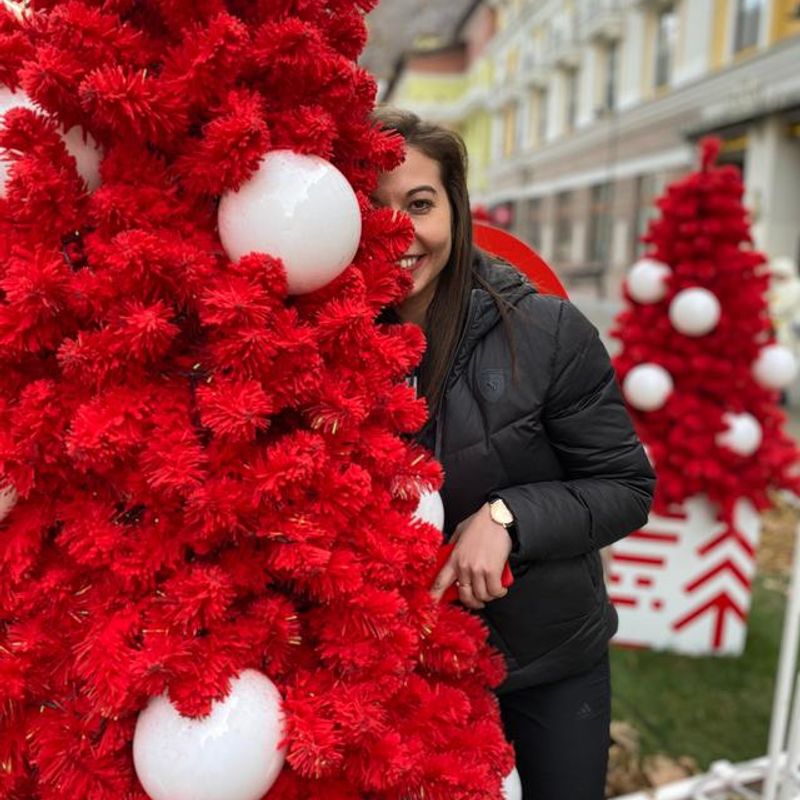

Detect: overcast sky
[360,0,475,83]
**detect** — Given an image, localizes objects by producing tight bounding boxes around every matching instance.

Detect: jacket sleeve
[493,299,655,563]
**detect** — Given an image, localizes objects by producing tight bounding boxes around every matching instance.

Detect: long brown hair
[371,107,516,413]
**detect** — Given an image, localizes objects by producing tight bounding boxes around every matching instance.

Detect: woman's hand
[430,503,513,609]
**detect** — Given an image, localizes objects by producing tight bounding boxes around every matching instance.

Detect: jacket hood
[473,247,536,307]
[447,249,537,384]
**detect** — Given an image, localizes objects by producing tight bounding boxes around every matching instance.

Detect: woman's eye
[409,199,433,213]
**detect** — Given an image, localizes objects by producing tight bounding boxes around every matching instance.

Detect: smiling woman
[370,106,498,417]
[372,148,453,326]
[370,106,656,800]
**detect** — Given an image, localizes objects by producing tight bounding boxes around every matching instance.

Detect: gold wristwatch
[488,497,514,529]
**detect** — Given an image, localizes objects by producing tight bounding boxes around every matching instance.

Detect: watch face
[491,500,514,526]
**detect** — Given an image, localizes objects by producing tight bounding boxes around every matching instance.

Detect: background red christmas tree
[0,1,513,798]
[612,138,799,533]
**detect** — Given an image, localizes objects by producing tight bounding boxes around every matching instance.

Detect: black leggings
[498,653,611,800]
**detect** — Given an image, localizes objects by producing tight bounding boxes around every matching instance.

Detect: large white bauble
[218,150,362,295]
[626,258,671,304]
[0,88,102,194]
[668,287,721,337]
[61,126,102,192]
[753,344,798,390]
[133,669,286,800]
[412,489,444,532]
[716,412,762,457]
[0,482,17,522]
[502,767,522,800]
[0,87,36,115]
[623,363,674,412]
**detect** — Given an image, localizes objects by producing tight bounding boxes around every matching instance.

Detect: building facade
[384,0,800,297]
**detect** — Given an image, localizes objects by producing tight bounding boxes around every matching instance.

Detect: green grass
[610,574,789,769]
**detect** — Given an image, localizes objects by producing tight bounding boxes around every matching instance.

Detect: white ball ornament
[0,482,17,522]
[716,412,762,457]
[623,363,674,412]
[753,344,798,390]
[133,669,286,800]
[0,87,35,198]
[626,258,671,304]
[502,767,522,800]
[218,150,362,295]
[668,287,721,337]
[0,86,36,115]
[61,126,102,192]
[412,489,444,532]
[0,87,102,195]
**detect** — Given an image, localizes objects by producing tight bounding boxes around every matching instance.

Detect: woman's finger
[430,559,458,601]
[486,569,508,599]
[469,570,492,604]
[457,580,485,609]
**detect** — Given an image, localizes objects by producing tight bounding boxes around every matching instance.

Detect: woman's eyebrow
[408,185,437,196]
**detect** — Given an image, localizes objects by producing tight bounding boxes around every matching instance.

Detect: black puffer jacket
[428,250,655,694]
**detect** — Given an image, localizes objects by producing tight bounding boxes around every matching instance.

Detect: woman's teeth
[399,255,421,269]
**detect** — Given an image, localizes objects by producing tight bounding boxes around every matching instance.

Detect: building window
[503,103,518,158]
[733,0,764,53]
[525,198,543,250]
[604,41,618,111]
[538,89,549,143]
[587,183,614,264]
[554,191,573,264]
[634,173,666,256]
[507,47,520,80]
[517,97,528,153]
[654,4,678,88]
[564,69,578,132]
[527,89,539,147]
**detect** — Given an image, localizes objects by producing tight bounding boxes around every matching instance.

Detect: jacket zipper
[434,288,477,462]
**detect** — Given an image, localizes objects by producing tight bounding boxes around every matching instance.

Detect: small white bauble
[0,482,17,522]
[623,363,674,412]
[716,412,762,457]
[0,89,102,195]
[61,126,102,192]
[133,669,286,800]
[218,150,362,295]
[0,87,36,199]
[753,344,798,390]
[0,86,36,116]
[626,258,671,304]
[412,489,444,532]
[668,287,721,337]
[502,767,522,800]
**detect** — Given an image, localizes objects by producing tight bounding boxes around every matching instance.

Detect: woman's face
[373,146,453,317]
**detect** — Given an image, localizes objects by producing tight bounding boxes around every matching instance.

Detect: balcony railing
[521,51,550,88]
[577,0,624,42]
[537,10,582,69]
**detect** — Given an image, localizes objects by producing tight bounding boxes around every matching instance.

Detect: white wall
[577,45,599,128]
[618,8,646,111]
[674,0,714,86]
[545,72,563,141]
[745,117,800,263]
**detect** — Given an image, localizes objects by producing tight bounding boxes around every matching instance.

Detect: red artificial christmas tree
[0,2,513,798]
[610,138,799,653]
